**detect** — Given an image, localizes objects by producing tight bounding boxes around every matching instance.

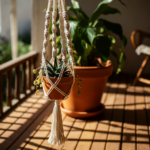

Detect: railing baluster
[6,70,12,106]
[29,59,32,90]
[0,51,38,117]
[31,59,34,85]
[0,73,3,114]
[33,58,36,81]
[15,66,20,100]
[22,62,26,95]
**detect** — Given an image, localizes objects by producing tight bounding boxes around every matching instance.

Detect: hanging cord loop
[42,0,53,66]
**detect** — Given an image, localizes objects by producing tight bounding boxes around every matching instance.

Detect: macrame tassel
[48,100,66,146]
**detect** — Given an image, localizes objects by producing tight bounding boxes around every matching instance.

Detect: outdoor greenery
[0,37,31,65]
[0,35,31,106]
[55,0,127,73]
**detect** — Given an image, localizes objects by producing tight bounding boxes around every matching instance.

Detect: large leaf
[101,6,120,15]
[95,35,112,62]
[67,6,78,16]
[71,0,80,9]
[71,0,88,18]
[68,20,79,39]
[95,19,127,46]
[70,25,85,57]
[89,0,121,23]
[69,0,89,25]
[73,37,85,56]
[78,25,96,45]
[67,6,89,25]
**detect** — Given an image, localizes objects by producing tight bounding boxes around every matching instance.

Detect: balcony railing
[0,51,38,117]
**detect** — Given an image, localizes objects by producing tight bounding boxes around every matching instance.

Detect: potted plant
[33,56,73,100]
[55,0,127,118]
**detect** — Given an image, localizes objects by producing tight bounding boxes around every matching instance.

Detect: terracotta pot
[62,64,113,118]
[41,76,73,100]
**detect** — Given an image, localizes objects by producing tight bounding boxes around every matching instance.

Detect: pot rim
[73,64,113,70]
[41,75,73,84]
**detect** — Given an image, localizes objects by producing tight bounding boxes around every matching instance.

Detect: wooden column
[32,0,51,67]
[10,0,18,59]
[6,70,12,107]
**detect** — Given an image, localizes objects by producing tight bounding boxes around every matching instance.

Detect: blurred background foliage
[0,32,31,106]
[0,32,31,65]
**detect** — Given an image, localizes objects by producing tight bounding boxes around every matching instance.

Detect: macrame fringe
[48,100,66,146]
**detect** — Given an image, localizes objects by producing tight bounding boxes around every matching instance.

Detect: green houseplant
[56,0,127,72]
[56,0,127,118]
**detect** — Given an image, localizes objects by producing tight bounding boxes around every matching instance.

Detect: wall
[0,0,32,40]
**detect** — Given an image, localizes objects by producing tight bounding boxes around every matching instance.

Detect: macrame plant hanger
[41,0,75,146]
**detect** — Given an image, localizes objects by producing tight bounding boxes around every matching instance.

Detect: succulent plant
[33,56,71,95]
[33,56,83,95]
[44,57,71,78]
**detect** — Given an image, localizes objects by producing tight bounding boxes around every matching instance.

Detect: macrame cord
[41,0,75,146]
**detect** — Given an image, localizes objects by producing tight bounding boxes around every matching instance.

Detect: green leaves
[89,0,126,24]
[45,57,71,78]
[101,6,120,16]
[56,0,127,73]
[68,0,89,25]
[95,19,127,47]
[89,0,121,23]
[79,26,96,45]
[117,49,126,74]
[95,35,112,62]
[71,0,80,8]
[68,21,79,39]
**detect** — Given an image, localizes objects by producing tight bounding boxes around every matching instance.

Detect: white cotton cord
[41,0,53,66]
[61,0,75,69]
[48,100,66,146]
[51,0,58,60]
[58,0,67,64]
[41,0,76,146]
[44,62,67,97]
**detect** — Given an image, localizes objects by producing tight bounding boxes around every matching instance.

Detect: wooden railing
[0,51,38,117]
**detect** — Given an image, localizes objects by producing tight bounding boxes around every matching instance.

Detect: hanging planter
[42,76,73,100]
[33,0,75,146]
[41,61,74,100]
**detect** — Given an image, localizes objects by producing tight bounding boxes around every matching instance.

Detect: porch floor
[0,75,150,150]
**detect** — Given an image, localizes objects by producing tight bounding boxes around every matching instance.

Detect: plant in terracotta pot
[33,56,73,100]
[55,0,127,118]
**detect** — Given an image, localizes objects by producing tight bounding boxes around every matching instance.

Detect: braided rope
[61,0,75,70]
[51,0,58,60]
[42,0,53,65]
[58,0,67,64]
[41,0,75,101]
